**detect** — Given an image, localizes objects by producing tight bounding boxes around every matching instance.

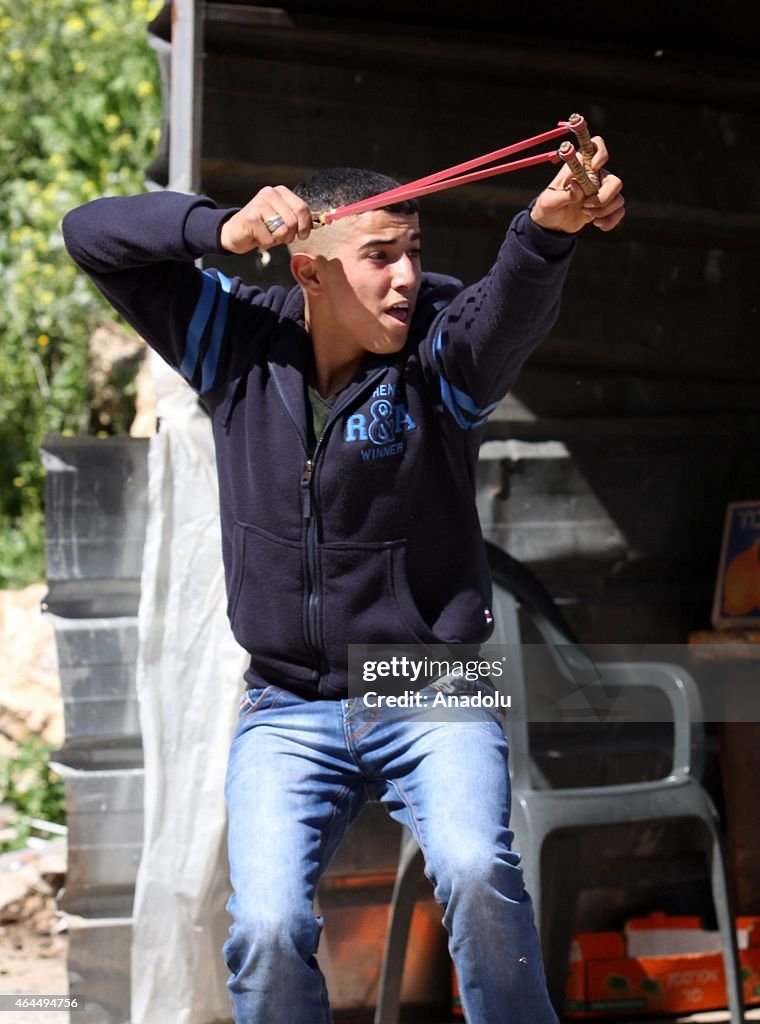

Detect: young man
[63,143,624,1023]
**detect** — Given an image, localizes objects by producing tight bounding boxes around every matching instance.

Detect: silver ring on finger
[265,215,285,234]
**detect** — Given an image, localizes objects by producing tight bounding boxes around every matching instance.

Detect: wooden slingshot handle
[567,112,600,192]
[558,141,600,197]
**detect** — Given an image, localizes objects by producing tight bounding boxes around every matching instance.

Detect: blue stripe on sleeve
[447,379,501,418]
[433,331,499,429]
[440,377,489,430]
[199,271,232,394]
[180,271,217,381]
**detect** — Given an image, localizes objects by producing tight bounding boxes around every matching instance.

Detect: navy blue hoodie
[62,191,574,699]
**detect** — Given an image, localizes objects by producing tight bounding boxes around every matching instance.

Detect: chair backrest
[483,542,706,790]
[486,540,604,692]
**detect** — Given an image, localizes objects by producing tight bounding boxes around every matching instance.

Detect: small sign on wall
[712,500,760,629]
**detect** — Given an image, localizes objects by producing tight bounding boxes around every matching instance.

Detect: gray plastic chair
[374,544,744,1024]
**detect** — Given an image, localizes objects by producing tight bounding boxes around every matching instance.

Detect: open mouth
[385,302,410,325]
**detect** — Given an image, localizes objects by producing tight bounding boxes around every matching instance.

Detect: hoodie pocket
[227,521,307,660]
[319,539,438,655]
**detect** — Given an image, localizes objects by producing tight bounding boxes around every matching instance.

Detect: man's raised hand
[530,136,625,235]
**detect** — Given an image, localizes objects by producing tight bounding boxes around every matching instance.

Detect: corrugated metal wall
[42,435,149,1023]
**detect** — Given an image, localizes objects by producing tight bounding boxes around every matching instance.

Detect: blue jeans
[223,683,557,1024]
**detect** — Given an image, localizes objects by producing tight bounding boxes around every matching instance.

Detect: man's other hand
[220,185,313,254]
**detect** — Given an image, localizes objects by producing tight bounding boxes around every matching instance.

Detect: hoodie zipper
[270,370,322,664]
[272,365,386,671]
[300,450,319,660]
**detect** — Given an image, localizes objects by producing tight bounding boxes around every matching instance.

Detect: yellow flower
[104,114,120,132]
[74,59,87,73]
[65,16,86,32]
[13,477,25,488]
[49,153,64,168]
[9,47,23,63]
[135,80,154,100]
[38,335,50,347]
[91,30,103,42]
[40,292,55,305]
[112,131,134,152]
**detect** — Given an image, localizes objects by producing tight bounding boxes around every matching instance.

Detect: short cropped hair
[292,167,418,217]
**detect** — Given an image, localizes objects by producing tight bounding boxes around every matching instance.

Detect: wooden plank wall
[196,4,760,642]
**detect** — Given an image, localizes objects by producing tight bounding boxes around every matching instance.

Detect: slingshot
[311,112,600,226]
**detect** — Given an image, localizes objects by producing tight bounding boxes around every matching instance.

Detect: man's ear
[290,253,323,295]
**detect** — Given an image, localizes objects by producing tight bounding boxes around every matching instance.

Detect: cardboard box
[565,912,760,1017]
[452,913,760,1018]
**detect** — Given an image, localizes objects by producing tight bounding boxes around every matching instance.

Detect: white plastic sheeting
[131,354,247,1024]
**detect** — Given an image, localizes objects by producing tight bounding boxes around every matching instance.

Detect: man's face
[317,209,422,358]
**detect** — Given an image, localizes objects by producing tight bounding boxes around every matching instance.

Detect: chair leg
[705,817,745,1023]
[538,832,581,1016]
[374,836,426,1024]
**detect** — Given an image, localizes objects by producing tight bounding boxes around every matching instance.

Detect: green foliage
[0,735,66,853]
[0,508,46,591]
[0,0,162,587]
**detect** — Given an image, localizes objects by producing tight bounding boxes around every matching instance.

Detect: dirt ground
[0,587,69,1023]
[0,880,69,1021]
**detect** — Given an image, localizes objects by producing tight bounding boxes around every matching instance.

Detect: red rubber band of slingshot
[321,123,572,224]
